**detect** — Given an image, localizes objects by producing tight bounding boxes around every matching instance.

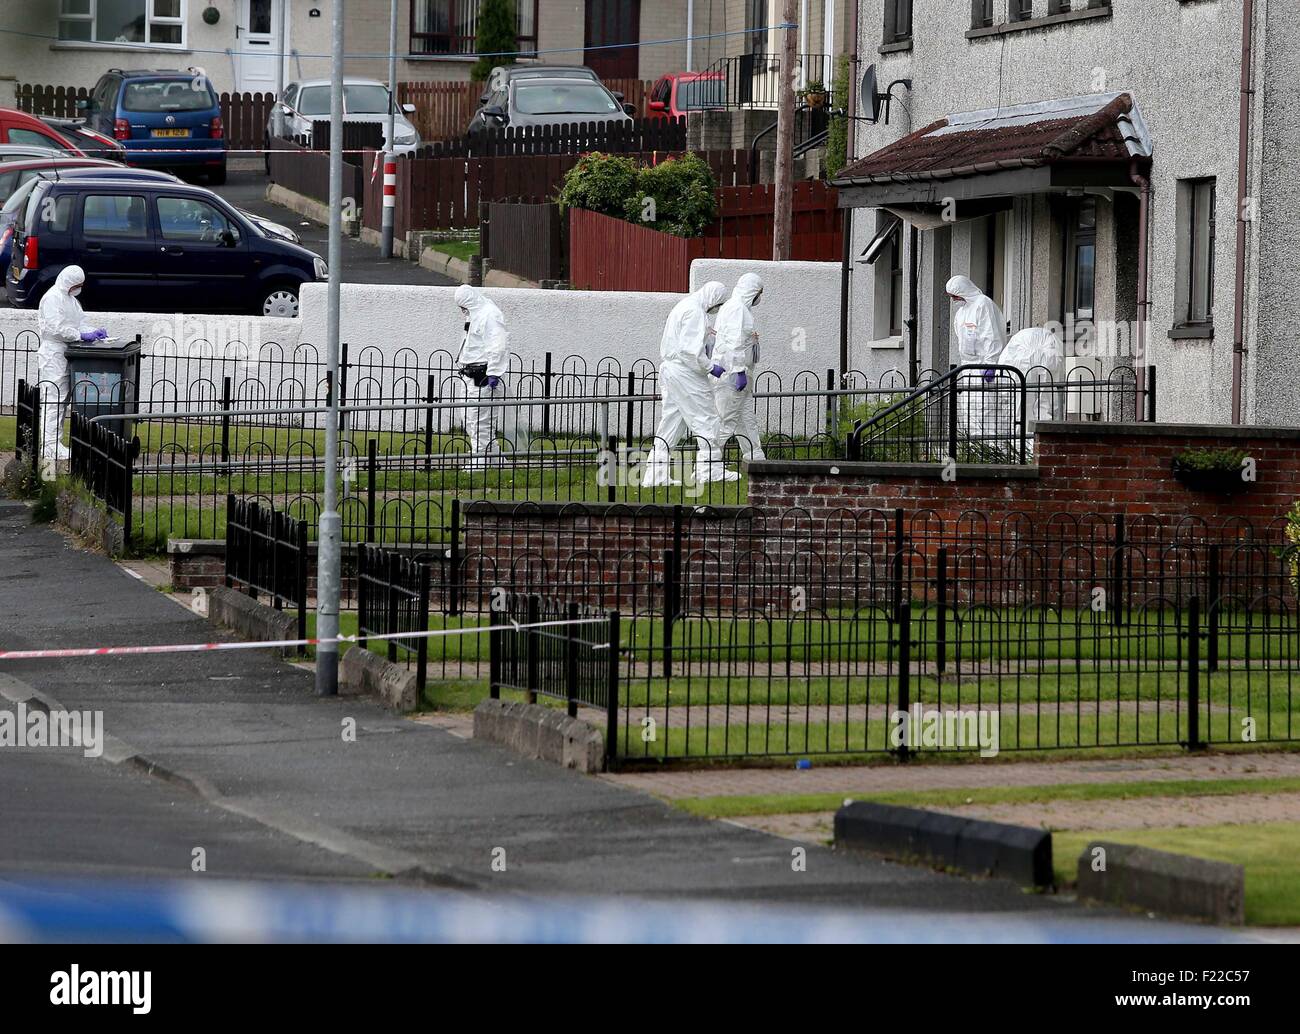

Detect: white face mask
[70,287,82,297]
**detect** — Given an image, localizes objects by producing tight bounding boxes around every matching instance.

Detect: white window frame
[59,0,188,50]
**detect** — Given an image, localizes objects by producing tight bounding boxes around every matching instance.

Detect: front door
[236,0,280,94]
[584,1,641,81]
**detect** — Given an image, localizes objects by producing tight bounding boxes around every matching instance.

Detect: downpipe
[1231,0,1256,424]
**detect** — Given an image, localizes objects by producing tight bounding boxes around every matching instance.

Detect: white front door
[236,0,280,94]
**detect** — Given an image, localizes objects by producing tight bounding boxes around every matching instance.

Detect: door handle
[85,243,102,252]
[160,245,184,255]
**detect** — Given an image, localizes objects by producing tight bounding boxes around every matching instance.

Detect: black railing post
[338,341,349,434]
[542,351,553,437]
[1146,365,1157,422]
[662,549,677,682]
[416,562,431,702]
[1207,544,1221,672]
[224,494,236,589]
[1110,512,1125,628]
[366,438,378,543]
[896,599,912,762]
[947,374,959,462]
[892,507,905,615]
[447,498,461,617]
[386,550,400,663]
[220,375,232,467]
[357,545,369,651]
[424,373,435,472]
[526,593,541,705]
[1186,595,1205,751]
[606,432,618,504]
[936,546,948,676]
[624,371,635,445]
[825,368,836,439]
[123,436,138,551]
[605,609,620,769]
[565,600,580,718]
[489,607,501,700]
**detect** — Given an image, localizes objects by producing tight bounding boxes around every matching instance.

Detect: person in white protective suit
[642,281,739,487]
[454,285,511,469]
[946,275,1008,446]
[37,265,107,464]
[1001,326,1064,427]
[711,273,767,463]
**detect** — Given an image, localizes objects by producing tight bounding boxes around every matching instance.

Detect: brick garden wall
[748,422,1300,537]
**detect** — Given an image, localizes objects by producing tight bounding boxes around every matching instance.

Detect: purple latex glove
[710,365,725,378]
[93,328,109,340]
[735,371,748,392]
[982,368,997,383]
[486,375,500,389]
[79,331,98,342]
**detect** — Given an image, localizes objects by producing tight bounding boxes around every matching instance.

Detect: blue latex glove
[79,331,98,342]
[486,375,500,389]
[735,371,748,392]
[710,365,725,378]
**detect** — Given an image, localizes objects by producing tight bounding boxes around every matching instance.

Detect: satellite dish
[861,64,882,124]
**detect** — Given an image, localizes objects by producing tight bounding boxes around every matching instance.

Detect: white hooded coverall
[643,280,733,487]
[454,285,511,464]
[946,275,1008,444]
[1001,326,1064,426]
[712,273,767,462]
[37,265,101,463]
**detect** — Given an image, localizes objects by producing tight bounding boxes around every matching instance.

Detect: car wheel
[261,284,299,318]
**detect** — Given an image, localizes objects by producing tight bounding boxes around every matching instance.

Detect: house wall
[848,0,1279,427]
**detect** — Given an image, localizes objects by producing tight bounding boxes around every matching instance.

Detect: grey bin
[66,334,142,438]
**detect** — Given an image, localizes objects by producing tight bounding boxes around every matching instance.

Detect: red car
[0,108,86,155]
[646,73,726,121]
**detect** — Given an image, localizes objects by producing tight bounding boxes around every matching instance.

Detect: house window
[59,0,186,47]
[884,0,913,43]
[863,213,903,340]
[747,0,770,54]
[1063,198,1097,322]
[971,0,994,29]
[888,237,904,337]
[1010,0,1034,20]
[409,0,539,57]
[1176,178,1216,327]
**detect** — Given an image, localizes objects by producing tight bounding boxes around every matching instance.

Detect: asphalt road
[0,494,1224,939]
[213,166,457,288]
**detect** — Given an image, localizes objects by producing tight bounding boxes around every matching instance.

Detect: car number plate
[151,128,191,138]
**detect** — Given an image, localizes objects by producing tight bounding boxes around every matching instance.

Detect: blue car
[82,68,227,184]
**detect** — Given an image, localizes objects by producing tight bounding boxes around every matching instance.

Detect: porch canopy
[832,92,1152,216]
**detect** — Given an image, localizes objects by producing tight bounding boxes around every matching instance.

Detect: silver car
[267,78,421,156]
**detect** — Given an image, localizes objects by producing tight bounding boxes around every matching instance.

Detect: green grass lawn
[0,415,15,453]
[425,237,479,264]
[1054,823,1300,926]
[672,775,1300,819]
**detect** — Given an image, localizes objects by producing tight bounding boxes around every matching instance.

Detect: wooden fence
[360,148,751,236]
[268,136,363,209]
[15,84,91,118]
[398,77,653,142]
[483,201,566,283]
[221,92,275,152]
[568,181,843,292]
[416,116,687,158]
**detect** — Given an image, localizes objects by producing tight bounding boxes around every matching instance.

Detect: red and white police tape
[0,617,608,662]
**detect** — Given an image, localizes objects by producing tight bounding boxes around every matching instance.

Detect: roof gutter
[1231,0,1256,424]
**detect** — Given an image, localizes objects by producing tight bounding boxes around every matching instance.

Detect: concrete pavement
[0,494,1151,920]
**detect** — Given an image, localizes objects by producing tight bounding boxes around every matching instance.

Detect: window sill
[405,54,478,63]
[51,41,190,54]
[1168,324,1215,341]
[966,6,1112,41]
[869,335,905,350]
[878,40,913,55]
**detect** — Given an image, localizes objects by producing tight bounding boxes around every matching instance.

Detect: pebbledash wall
[748,422,1300,534]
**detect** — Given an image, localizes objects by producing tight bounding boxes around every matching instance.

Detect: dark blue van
[6,178,325,316]
[83,68,228,184]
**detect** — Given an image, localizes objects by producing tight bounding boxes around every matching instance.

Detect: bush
[559,152,718,238]
[556,152,640,218]
[825,55,850,178]
[471,0,518,83]
[622,153,718,238]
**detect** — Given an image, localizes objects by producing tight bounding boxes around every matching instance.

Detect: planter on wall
[202,6,220,25]
[1171,459,1251,495]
